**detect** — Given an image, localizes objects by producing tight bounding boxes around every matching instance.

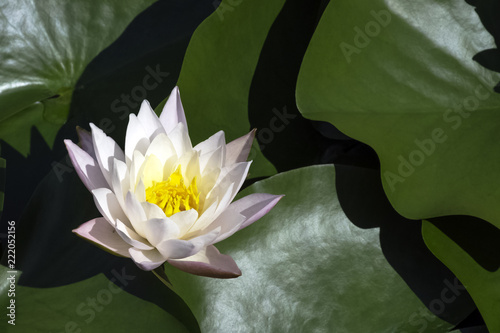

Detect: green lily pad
[0,267,188,333]
[0,0,156,155]
[165,165,453,332]
[296,0,500,227]
[155,0,284,178]
[423,220,500,332]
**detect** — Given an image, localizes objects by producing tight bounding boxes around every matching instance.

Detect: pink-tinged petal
[90,123,125,186]
[194,130,225,156]
[91,188,128,227]
[73,218,131,258]
[231,193,284,230]
[65,140,108,191]
[225,129,256,166]
[76,126,96,159]
[137,100,165,140]
[156,227,220,259]
[115,218,154,250]
[168,122,192,157]
[143,218,180,247]
[168,245,241,278]
[125,114,150,164]
[129,248,165,271]
[159,86,188,134]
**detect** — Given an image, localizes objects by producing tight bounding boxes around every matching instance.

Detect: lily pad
[296,0,500,228]
[165,165,453,332]
[0,0,156,155]
[0,267,189,333]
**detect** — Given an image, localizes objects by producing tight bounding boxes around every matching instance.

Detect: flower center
[145,166,199,217]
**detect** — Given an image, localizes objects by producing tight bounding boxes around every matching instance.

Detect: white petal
[73,218,131,257]
[142,201,167,220]
[159,86,188,134]
[137,100,165,140]
[225,129,256,166]
[130,150,145,190]
[168,245,241,278]
[156,227,220,259]
[194,130,225,156]
[125,114,149,164]
[170,209,198,236]
[111,159,129,207]
[90,123,125,186]
[115,218,153,250]
[125,192,148,238]
[141,154,163,188]
[91,188,128,227]
[207,209,246,243]
[145,133,177,170]
[176,150,200,185]
[135,178,146,202]
[129,248,165,271]
[190,201,218,233]
[205,162,251,213]
[65,140,108,191]
[143,218,180,247]
[199,146,224,175]
[168,122,192,157]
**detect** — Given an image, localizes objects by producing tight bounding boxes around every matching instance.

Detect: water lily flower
[65,87,282,278]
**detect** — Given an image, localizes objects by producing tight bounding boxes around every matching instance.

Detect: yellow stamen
[145,165,199,217]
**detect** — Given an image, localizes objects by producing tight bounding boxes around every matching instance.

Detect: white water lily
[65,87,282,278]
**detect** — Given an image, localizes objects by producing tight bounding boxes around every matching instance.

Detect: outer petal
[73,218,131,257]
[76,126,96,159]
[90,123,125,186]
[91,188,128,226]
[168,245,241,278]
[230,193,284,230]
[137,100,165,140]
[129,248,165,271]
[159,86,188,134]
[225,129,256,166]
[65,140,108,191]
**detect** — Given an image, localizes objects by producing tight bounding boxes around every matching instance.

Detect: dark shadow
[335,164,478,325]
[248,0,379,173]
[428,215,500,272]
[453,309,487,332]
[466,0,500,92]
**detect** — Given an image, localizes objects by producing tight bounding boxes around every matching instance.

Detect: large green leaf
[423,220,500,332]
[0,267,188,333]
[165,165,453,332]
[0,0,156,155]
[296,0,500,228]
[154,0,284,178]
